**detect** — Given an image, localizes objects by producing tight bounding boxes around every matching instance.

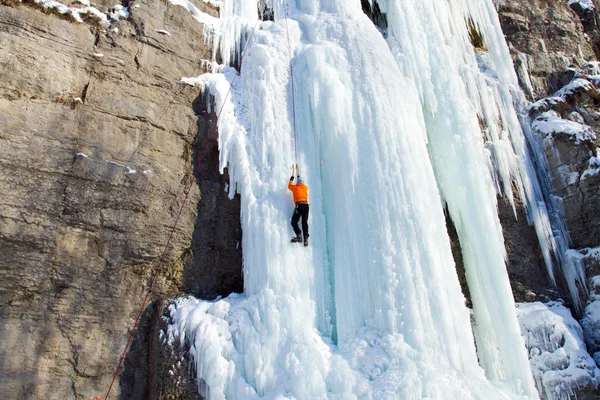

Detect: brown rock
[497,0,595,99]
[0,1,240,399]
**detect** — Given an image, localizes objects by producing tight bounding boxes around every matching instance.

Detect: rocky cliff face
[494,0,600,308]
[496,0,600,395]
[0,0,240,398]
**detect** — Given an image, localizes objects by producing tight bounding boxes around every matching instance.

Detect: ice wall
[368,0,550,392]
[167,0,542,398]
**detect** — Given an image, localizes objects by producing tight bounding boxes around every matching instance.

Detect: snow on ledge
[180,64,231,87]
[532,110,596,145]
[34,0,109,25]
[553,78,595,98]
[581,150,600,181]
[168,0,219,27]
[108,4,129,20]
[201,0,222,8]
[517,302,600,400]
[569,0,595,11]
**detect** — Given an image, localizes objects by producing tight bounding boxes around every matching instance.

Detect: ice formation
[580,248,600,367]
[517,302,600,400]
[162,0,589,398]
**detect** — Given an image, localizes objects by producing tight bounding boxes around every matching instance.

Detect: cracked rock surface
[0,1,241,399]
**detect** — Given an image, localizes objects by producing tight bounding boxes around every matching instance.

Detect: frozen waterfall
[166,0,548,398]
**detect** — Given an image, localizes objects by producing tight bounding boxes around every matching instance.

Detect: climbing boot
[304,238,308,247]
[290,235,302,243]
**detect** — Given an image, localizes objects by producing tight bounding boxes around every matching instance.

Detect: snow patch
[108,4,129,20]
[168,0,219,27]
[180,68,228,87]
[533,110,596,144]
[202,0,222,8]
[517,302,600,399]
[553,78,595,98]
[526,97,566,113]
[569,0,595,11]
[155,29,171,36]
[581,150,600,181]
[108,160,136,174]
[585,61,600,75]
[34,0,109,25]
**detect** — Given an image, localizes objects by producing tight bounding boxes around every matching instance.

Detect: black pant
[291,203,309,240]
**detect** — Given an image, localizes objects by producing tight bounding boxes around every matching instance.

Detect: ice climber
[288,164,309,247]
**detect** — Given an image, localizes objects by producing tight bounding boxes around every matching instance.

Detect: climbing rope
[283,4,298,165]
[101,18,260,400]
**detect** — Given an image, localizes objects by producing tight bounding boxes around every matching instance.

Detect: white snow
[107,160,136,174]
[75,151,145,175]
[108,4,129,20]
[553,78,594,98]
[93,53,104,58]
[586,74,600,86]
[517,302,600,399]
[168,0,220,27]
[532,111,596,145]
[527,97,566,113]
[202,0,222,8]
[569,0,595,11]
[33,0,109,25]
[155,29,171,36]
[585,61,600,75]
[181,69,223,87]
[581,150,600,181]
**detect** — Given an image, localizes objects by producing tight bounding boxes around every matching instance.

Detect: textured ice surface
[165,0,561,398]
[517,302,600,400]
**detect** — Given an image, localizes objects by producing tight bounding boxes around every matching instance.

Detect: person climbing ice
[288,164,309,246]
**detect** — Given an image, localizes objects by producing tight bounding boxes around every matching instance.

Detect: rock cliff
[497,0,600,396]
[0,0,240,398]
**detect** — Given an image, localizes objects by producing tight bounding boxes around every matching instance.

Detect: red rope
[101,18,260,400]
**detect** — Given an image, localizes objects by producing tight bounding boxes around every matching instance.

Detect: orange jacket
[288,179,308,203]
